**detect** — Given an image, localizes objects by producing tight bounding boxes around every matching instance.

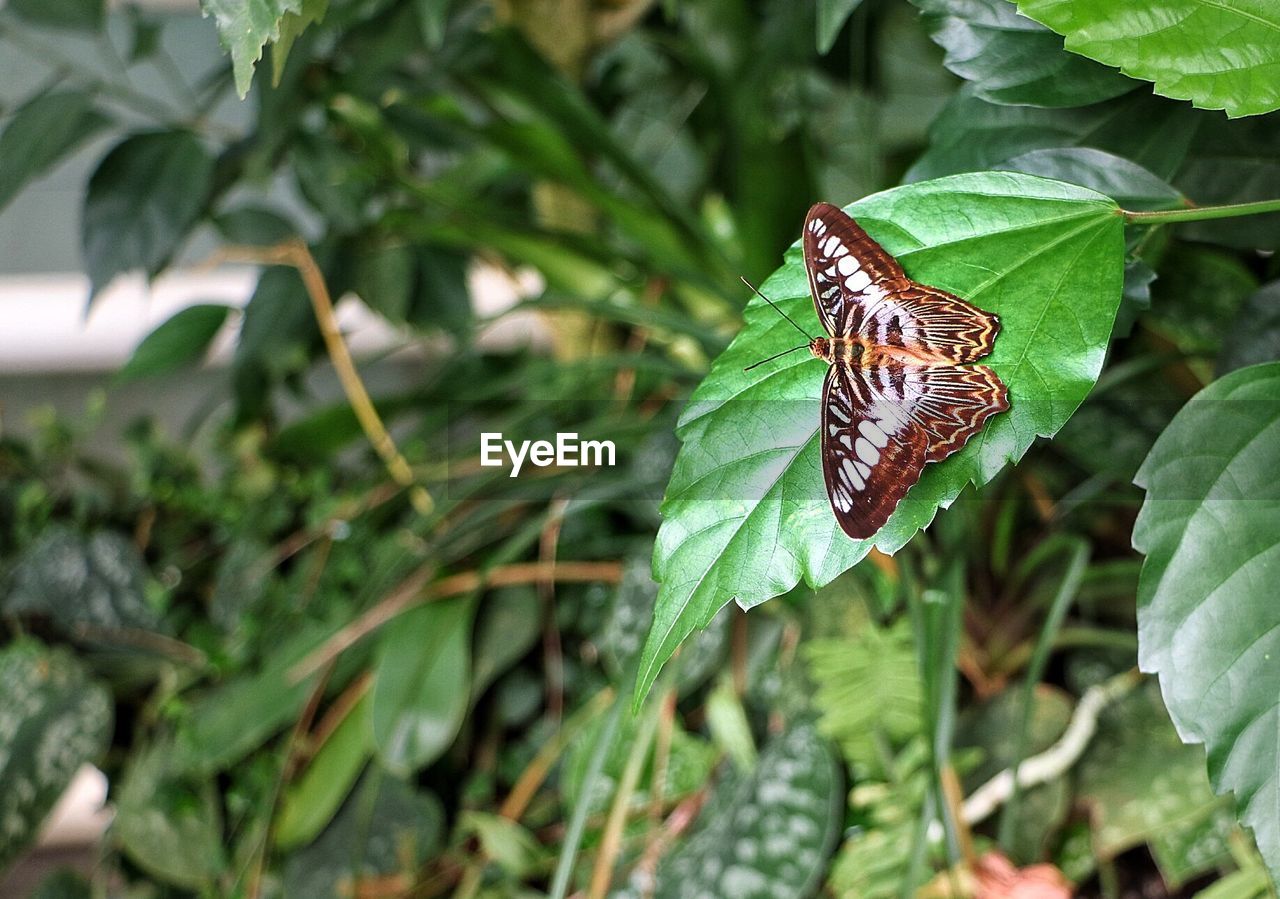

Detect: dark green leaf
[470,587,541,702]
[82,131,215,297]
[30,868,92,899]
[817,0,864,54]
[283,770,444,898]
[118,304,233,382]
[1219,281,1280,376]
[9,0,103,30]
[4,527,161,633]
[911,0,1133,108]
[996,148,1184,211]
[0,641,112,870]
[614,722,842,899]
[410,246,473,336]
[636,173,1125,704]
[371,597,474,775]
[907,87,1199,183]
[1178,116,1280,250]
[354,242,416,324]
[1016,0,1280,118]
[1134,362,1280,884]
[200,0,303,98]
[212,205,297,245]
[0,90,109,213]
[233,265,319,417]
[1147,245,1257,358]
[113,739,224,889]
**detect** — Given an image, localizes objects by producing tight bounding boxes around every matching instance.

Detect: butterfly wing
[804,202,906,338]
[821,361,929,539]
[860,282,1001,365]
[895,363,1010,462]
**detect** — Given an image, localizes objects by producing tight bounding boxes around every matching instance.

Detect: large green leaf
[910,0,1133,108]
[200,0,303,98]
[82,132,215,297]
[1134,362,1280,884]
[636,172,1125,703]
[0,91,109,213]
[613,721,842,899]
[0,640,112,870]
[371,597,474,775]
[995,148,1184,211]
[1016,0,1280,118]
[276,693,371,850]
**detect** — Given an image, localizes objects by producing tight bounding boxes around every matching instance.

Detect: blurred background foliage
[0,0,1279,896]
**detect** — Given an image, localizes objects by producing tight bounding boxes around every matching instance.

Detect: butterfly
[746,202,1009,539]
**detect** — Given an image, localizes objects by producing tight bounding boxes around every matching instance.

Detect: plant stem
[1121,197,1280,224]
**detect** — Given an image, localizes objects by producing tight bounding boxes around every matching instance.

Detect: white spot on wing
[855,437,880,466]
[855,460,872,479]
[837,256,857,275]
[845,270,871,293]
[822,235,841,256]
[859,420,889,448]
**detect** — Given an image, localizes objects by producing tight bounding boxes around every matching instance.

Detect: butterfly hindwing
[821,363,928,539]
[804,202,905,337]
[896,363,1010,462]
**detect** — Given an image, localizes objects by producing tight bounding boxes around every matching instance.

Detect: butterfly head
[809,337,829,361]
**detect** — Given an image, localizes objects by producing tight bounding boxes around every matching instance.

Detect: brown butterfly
[747,202,1009,539]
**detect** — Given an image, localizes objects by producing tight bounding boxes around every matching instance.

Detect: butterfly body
[797,203,1010,539]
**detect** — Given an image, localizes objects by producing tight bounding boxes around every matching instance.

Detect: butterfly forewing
[801,202,1010,539]
[804,202,905,337]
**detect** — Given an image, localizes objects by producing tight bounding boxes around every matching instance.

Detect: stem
[1121,197,1280,224]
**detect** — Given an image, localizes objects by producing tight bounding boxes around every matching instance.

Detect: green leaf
[277,693,372,850]
[118,304,233,382]
[1147,244,1257,358]
[371,597,474,776]
[907,86,1199,183]
[0,640,112,870]
[636,172,1125,704]
[1076,682,1232,887]
[113,738,225,889]
[282,770,444,898]
[910,0,1133,108]
[0,90,109,213]
[613,721,842,899]
[82,132,215,297]
[1016,0,1280,118]
[8,0,104,30]
[4,527,161,633]
[1219,281,1280,376]
[212,205,296,245]
[1134,362,1280,885]
[354,242,415,324]
[1178,116,1280,250]
[470,587,541,703]
[996,148,1184,211]
[272,0,327,85]
[30,869,92,899]
[200,0,304,98]
[817,0,864,54]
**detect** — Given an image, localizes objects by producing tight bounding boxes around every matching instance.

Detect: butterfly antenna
[740,276,814,340]
[744,343,809,372]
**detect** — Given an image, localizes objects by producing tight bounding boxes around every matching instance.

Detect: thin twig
[289,560,623,682]
[539,498,569,724]
[208,242,434,517]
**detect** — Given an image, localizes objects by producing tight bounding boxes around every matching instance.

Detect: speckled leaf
[4,528,160,634]
[0,641,112,870]
[113,738,225,889]
[1016,0,1280,118]
[910,0,1133,107]
[637,172,1125,704]
[1134,362,1280,885]
[200,0,303,97]
[613,722,842,899]
[1076,683,1231,886]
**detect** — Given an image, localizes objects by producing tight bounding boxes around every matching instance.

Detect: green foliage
[1134,362,1280,883]
[1017,0,1280,118]
[0,91,108,213]
[0,641,112,870]
[636,172,1124,703]
[1,0,1279,894]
